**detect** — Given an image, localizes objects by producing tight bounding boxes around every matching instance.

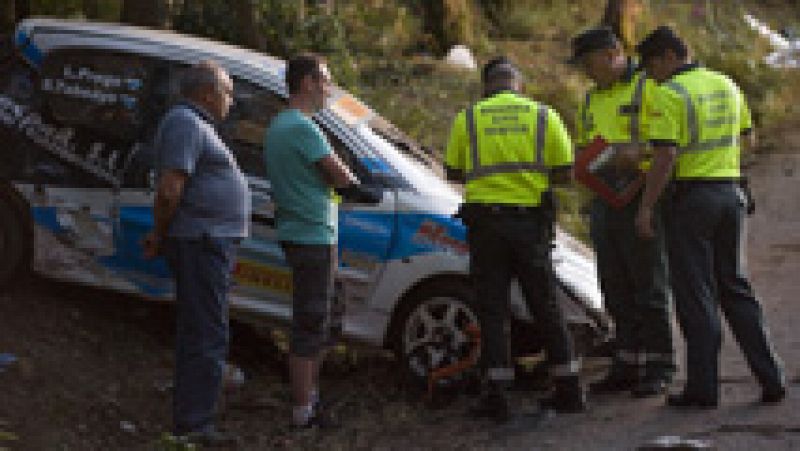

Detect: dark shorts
[281,242,336,357]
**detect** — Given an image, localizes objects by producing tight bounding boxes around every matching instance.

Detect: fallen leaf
[0,431,19,442]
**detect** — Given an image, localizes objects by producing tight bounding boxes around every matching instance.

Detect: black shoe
[589,373,635,394]
[295,408,339,430]
[666,393,718,409]
[761,385,786,404]
[632,379,669,398]
[468,392,509,423]
[181,428,240,448]
[540,378,587,413]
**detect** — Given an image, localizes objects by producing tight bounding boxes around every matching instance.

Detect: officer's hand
[612,143,642,172]
[142,231,161,259]
[635,206,655,240]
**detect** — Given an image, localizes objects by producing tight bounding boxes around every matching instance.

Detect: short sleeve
[155,111,202,175]
[738,87,753,134]
[445,110,468,170]
[296,121,332,164]
[574,95,589,147]
[543,107,574,168]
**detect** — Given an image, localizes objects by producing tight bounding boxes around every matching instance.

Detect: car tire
[391,279,485,387]
[0,191,31,290]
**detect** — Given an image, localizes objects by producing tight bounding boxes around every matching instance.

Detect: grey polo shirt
[154,102,250,239]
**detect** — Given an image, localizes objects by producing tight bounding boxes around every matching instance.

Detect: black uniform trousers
[667,181,784,402]
[465,204,576,386]
[589,195,674,382]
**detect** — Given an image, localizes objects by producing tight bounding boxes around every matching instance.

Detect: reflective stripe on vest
[582,73,646,145]
[630,74,646,144]
[464,103,548,182]
[664,80,739,154]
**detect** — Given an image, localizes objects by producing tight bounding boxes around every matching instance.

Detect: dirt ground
[1,151,799,450]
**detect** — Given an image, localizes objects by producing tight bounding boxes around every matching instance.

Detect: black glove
[336,183,383,204]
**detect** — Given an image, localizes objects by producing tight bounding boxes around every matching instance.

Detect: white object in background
[444,45,477,71]
[743,13,800,69]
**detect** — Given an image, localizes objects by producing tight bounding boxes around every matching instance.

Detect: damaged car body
[0,18,609,381]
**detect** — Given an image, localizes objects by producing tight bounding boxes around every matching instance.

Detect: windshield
[354,123,460,202]
[326,89,458,200]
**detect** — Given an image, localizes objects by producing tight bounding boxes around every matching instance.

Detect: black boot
[761,384,787,404]
[589,366,636,394]
[631,378,668,398]
[666,392,718,409]
[468,390,509,423]
[540,376,586,413]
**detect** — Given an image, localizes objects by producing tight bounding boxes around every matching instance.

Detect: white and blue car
[0,18,607,380]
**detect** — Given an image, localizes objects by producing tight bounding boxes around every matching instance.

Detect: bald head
[181,60,233,121]
[482,56,522,96]
[181,60,226,98]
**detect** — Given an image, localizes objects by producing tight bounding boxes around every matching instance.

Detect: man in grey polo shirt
[143,60,249,445]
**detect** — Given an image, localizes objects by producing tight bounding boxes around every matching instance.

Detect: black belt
[673,179,739,186]
[469,204,542,213]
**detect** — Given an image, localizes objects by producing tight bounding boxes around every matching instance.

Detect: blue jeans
[163,236,238,435]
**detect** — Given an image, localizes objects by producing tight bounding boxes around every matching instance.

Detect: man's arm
[143,170,187,258]
[550,166,573,186]
[444,111,468,185]
[316,152,358,189]
[318,152,384,204]
[635,144,676,239]
[445,166,466,184]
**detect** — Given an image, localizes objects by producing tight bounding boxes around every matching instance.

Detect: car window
[219,78,285,178]
[40,49,151,143]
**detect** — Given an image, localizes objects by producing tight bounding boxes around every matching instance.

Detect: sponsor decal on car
[234,260,292,294]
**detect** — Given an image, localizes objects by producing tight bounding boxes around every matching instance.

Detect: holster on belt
[454,203,477,227]
[541,190,556,243]
[740,177,756,215]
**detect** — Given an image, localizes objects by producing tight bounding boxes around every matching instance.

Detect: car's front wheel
[392,280,484,386]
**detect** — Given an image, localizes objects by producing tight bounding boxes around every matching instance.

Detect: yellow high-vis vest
[576,69,675,172]
[445,92,573,206]
[661,66,752,179]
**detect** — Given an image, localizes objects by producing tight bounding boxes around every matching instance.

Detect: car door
[217,77,293,308]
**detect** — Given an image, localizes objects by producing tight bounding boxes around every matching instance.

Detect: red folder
[574,136,644,209]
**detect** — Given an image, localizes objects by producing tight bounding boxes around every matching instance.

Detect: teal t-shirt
[264,109,337,245]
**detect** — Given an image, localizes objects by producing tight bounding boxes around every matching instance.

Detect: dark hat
[636,25,687,62]
[568,26,619,64]
[482,56,521,82]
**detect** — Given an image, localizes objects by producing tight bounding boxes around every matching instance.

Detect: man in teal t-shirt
[263,54,363,429]
[265,107,337,244]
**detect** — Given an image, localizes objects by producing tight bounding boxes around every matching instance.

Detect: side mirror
[337,183,383,205]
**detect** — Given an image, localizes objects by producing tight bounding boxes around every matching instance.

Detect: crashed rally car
[0,18,608,382]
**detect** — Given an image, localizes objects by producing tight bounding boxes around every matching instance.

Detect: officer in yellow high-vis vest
[636,26,786,408]
[569,27,676,398]
[445,57,585,421]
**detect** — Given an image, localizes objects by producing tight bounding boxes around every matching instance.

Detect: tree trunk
[2,1,16,34]
[14,0,30,23]
[416,0,473,54]
[82,0,101,20]
[601,0,643,52]
[308,0,334,15]
[234,0,262,49]
[120,0,168,28]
